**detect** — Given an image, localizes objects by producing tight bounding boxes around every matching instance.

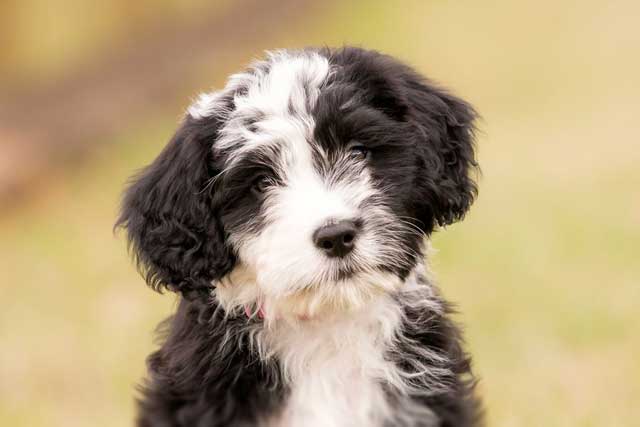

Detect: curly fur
[117,47,482,426]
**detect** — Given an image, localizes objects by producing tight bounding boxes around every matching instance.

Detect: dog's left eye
[349,145,369,161]
[251,175,271,195]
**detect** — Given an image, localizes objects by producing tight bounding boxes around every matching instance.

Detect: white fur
[189,50,331,166]
[266,294,403,427]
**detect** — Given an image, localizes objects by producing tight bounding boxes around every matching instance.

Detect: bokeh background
[1,1,638,426]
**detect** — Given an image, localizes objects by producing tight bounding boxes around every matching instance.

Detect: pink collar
[243,304,311,321]
[244,304,265,319]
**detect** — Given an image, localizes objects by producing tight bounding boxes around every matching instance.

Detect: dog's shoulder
[136,298,287,427]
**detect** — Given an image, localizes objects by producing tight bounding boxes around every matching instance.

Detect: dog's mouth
[290,261,392,293]
[317,253,379,281]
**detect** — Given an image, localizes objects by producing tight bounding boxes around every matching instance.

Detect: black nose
[313,220,359,258]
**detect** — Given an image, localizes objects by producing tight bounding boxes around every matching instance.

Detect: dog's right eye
[348,144,370,161]
[251,175,271,195]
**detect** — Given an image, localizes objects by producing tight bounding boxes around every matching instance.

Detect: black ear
[403,74,479,232]
[116,115,235,299]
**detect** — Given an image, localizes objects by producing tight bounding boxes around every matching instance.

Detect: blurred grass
[1,1,639,426]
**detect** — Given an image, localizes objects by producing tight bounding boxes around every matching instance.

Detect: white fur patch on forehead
[187,50,331,166]
[235,50,330,116]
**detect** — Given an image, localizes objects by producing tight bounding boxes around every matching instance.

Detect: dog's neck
[259,292,403,427]
[214,265,436,427]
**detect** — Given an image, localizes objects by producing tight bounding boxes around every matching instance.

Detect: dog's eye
[251,175,271,195]
[349,145,369,161]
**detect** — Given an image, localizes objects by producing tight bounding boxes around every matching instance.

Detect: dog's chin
[271,281,382,321]
[216,265,404,323]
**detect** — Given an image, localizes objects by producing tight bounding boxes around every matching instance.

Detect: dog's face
[117,48,477,319]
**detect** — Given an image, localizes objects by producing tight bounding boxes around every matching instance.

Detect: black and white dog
[117,47,482,427]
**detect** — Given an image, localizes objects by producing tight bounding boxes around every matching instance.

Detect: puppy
[117,47,482,427]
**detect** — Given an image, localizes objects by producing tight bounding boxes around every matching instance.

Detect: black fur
[116,114,236,299]
[390,289,482,427]
[117,47,482,426]
[137,300,287,427]
[321,47,478,233]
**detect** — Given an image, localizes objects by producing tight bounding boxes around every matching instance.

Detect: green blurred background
[1,1,638,426]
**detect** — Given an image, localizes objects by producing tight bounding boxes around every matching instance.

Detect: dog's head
[117,48,477,320]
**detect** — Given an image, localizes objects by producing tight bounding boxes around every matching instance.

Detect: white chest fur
[263,295,405,427]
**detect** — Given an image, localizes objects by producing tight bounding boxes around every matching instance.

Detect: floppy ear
[403,74,479,232]
[116,115,235,299]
